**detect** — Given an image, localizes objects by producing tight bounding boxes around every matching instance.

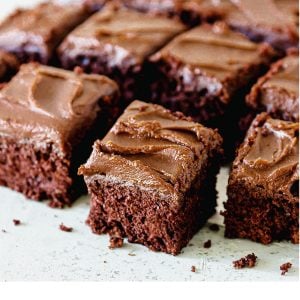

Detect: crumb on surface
[280,262,292,275]
[2,229,6,233]
[191,266,196,272]
[59,223,73,232]
[203,239,211,248]
[109,236,124,249]
[233,253,257,269]
[209,224,220,232]
[128,253,136,256]
[13,219,21,226]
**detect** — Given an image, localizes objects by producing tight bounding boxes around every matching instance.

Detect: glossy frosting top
[58,3,186,67]
[0,63,119,152]
[233,113,299,201]
[79,100,222,203]
[151,23,274,80]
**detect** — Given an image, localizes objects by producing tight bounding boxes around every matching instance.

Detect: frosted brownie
[79,100,223,255]
[0,1,90,64]
[224,113,299,244]
[0,63,119,207]
[58,3,186,102]
[221,0,299,52]
[247,52,299,122]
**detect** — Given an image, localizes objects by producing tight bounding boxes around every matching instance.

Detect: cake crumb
[209,224,220,232]
[59,223,73,232]
[191,266,196,273]
[128,253,136,256]
[109,236,124,249]
[2,229,6,233]
[233,253,257,269]
[203,239,211,248]
[13,219,21,226]
[280,262,292,275]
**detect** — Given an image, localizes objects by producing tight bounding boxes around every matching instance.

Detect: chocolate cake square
[79,100,223,255]
[0,50,19,82]
[0,63,119,208]
[148,23,276,157]
[0,1,90,64]
[221,0,299,52]
[122,0,223,26]
[58,3,186,102]
[224,113,299,244]
[247,51,299,122]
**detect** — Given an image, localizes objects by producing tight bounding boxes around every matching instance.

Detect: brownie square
[79,100,223,255]
[148,23,276,156]
[122,0,223,26]
[0,63,119,208]
[247,51,299,122]
[0,50,19,82]
[221,0,299,52]
[224,113,299,244]
[58,3,186,102]
[0,2,90,64]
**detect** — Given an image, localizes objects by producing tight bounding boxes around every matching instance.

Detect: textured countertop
[0,0,299,282]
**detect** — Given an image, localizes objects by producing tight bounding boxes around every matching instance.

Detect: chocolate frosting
[79,100,222,203]
[0,63,119,152]
[234,113,299,201]
[58,3,186,69]
[151,22,274,83]
[0,2,89,63]
[247,53,299,122]
[0,50,19,81]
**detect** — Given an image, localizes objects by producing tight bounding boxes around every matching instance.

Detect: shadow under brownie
[223,113,299,244]
[58,3,186,103]
[0,1,91,64]
[0,50,19,82]
[0,63,119,208]
[79,100,223,255]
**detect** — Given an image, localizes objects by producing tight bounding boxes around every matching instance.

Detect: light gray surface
[0,0,299,282]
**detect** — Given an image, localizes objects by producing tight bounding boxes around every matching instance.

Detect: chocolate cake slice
[0,1,91,64]
[0,50,19,82]
[221,0,299,53]
[79,100,223,255]
[148,23,277,157]
[224,113,299,244]
[58,3,186,103]
[0,63,119,208]
[121,0,223,26]
[247,51,299,122]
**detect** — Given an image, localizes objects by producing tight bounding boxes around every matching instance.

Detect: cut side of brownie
[58,3,186,103]
[224,113,299,244]
[221,0,299,53]
[0,50,19,82]
[247,51,299,122]
[148,22,277,157]
[122,0,223,26]
[0,63,119,208]
[79,100,223,255]
[0,2,91,64]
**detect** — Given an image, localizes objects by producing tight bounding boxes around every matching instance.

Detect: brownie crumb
[109,236,124,249]
[128,253,136,256]
[59,223,73,232]
[203,240,211,248]
[233,253,257,269]
[209,224,220,232]
[191,266,196,273]
[2,229,7,233]
[13,219,21,226]
[280,262,292,275]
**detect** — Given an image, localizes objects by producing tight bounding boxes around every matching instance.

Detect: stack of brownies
[0,0,298,254]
